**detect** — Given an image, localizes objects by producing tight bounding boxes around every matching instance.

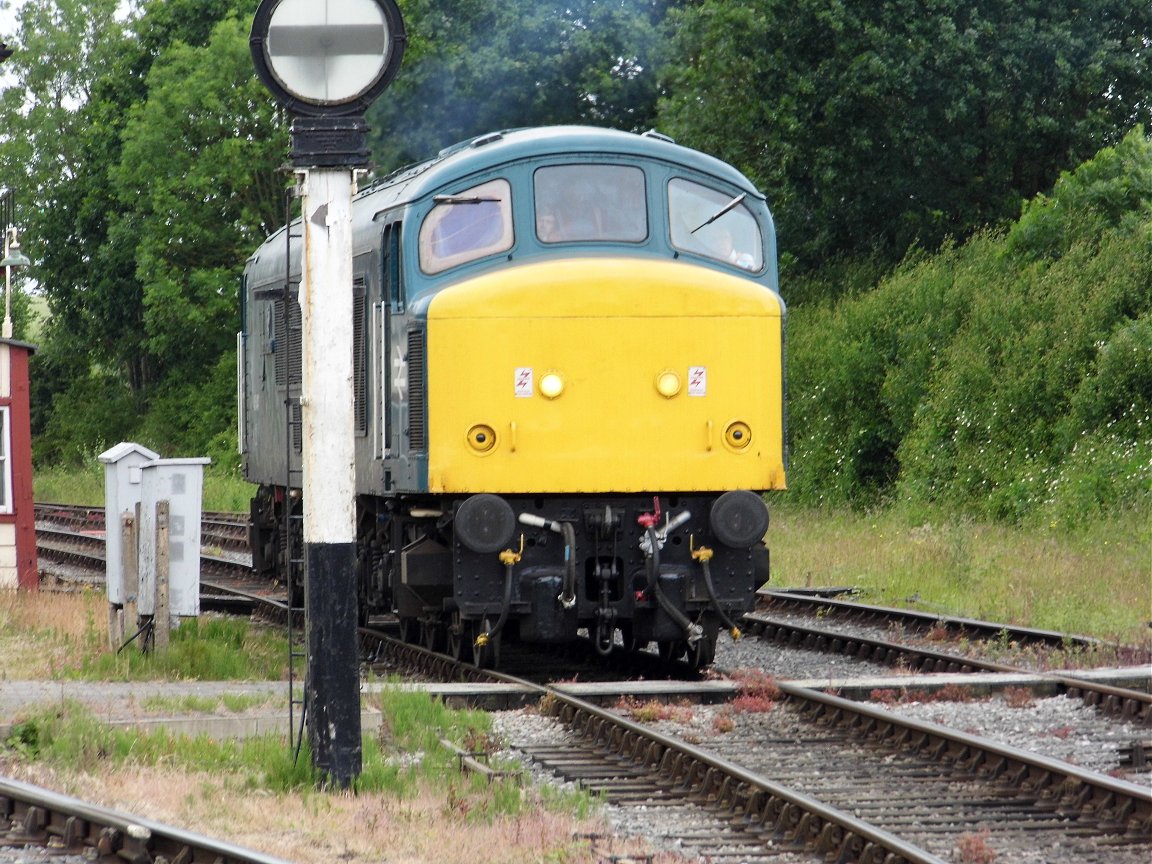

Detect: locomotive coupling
[638,508,693,556]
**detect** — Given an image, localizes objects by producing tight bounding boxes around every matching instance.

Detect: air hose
[645,526,703,645]
[695,547,743,640]
[559,521,577,609]
[517,513,577,610]
[476,556,516,650]
[476,539,524,650]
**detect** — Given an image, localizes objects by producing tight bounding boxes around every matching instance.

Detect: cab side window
[668,178,763,271]
[419,179,513,274]
[534,165,648,243]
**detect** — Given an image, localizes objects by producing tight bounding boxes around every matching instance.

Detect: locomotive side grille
[290,400,303,453]
[407,328,426,451]
[353,279,368,436]
[274,297,302,388]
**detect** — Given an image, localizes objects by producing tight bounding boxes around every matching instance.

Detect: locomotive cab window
[534,165,647,243]
[419,179,513,274]
[669,178,763,271]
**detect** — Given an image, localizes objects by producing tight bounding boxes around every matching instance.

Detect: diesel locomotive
[239,126,787,668]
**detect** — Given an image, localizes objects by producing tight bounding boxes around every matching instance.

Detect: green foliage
[789,130,1152,524]
[660,0,1152,272]
[33,369,140,467]
[74,616,287,681]
[1,692,591,819]
[10,1,277,466]
[1007,128,1152,260]
[134,354,240,468]
[370,0,668,168]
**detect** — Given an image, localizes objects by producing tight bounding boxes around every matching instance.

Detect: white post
[298,166,362,786]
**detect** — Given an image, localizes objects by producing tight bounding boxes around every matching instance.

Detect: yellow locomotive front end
[427,257,786,494]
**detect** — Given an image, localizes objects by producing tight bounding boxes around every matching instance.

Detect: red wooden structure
[0,338,37,589]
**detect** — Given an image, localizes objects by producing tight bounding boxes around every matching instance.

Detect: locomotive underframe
[251,484,768,667]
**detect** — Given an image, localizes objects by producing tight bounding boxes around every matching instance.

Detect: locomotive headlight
[655,370,681,398]
[724,421,752,450]
[466,424,497,453]
[539,372,565,399]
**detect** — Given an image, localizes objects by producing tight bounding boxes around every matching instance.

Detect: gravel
[491,630,1152,862]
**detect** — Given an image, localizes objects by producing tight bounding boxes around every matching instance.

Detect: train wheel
[688,634,717,670]
[397,617,418,645]
[657,640,686,662]
[448,614,471,663]
[420,619,444,652]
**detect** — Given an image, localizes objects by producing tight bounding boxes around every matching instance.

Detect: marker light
[724,421,752,450]
[656,370,681,398]
[539,373,565,399]
[466,424,497,452]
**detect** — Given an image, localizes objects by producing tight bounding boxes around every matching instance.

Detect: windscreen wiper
[432,195,502,205]
[690,192,747,234]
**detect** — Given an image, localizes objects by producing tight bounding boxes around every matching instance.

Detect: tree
[114,13,284,382]
[369,0,670,170]
[659,0,1152,274]
[2,0,283,461]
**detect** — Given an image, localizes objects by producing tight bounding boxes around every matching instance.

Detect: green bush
[788,129,1152,524]
[33,370,141,467]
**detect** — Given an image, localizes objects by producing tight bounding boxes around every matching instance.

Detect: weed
[954,828,997,863]
[729,693,776,714]
[925,621,950,642]
[615,697,695,725]
[729,669,782,701]
[929,684,975,703]
[712,712,735,733]
[1002,687,1035,709]
[723,670,781,713]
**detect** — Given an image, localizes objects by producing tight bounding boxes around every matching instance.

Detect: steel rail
[0,775,291,864]
[542,683,948,864]
[759,587,1103,649]
[371,632,945,862]
[779,681,1152,838]
[744,609,1152,724]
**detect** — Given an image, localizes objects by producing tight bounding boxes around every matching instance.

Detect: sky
[0,0,20,39]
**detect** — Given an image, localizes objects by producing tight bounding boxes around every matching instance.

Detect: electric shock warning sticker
[515,367,534,397]
[688,366,707,396]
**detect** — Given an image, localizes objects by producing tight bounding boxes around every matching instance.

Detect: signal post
[250,0,405,788]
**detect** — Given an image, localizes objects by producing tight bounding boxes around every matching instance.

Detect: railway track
[747,588,1152,725]
[20,506,1152,862]
[0,775,290,864]
[33,502,1150,721]
[371,633,1152,863]
[34,503,276,611]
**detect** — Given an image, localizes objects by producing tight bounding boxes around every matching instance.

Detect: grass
[5,691,518,798]
[0,693,613,863]
[0,590,288,681]
[75,615,289,681]
[34,462,253,513]
[766,499,1151,646]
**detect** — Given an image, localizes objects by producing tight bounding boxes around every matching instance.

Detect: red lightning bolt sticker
[515,367,534,397]
[688,366,707,396]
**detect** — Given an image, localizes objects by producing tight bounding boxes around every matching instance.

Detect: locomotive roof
[245,125,770,279]
[365,125,763,204]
